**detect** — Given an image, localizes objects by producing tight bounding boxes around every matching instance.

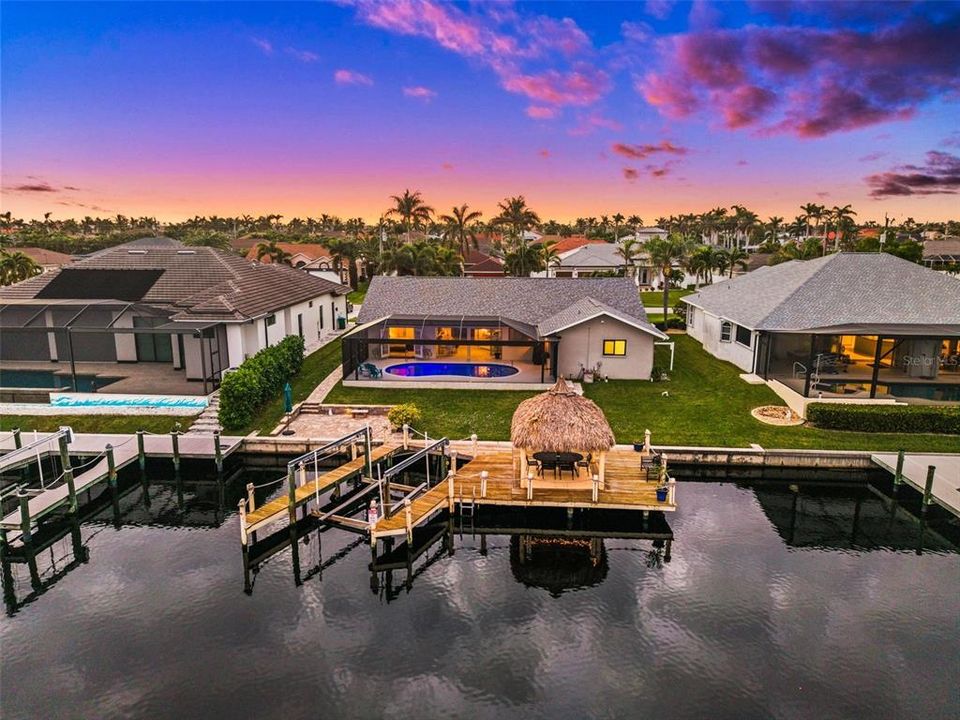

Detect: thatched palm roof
[510,378,615,452]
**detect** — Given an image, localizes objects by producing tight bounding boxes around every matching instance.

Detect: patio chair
[361,363,382,379]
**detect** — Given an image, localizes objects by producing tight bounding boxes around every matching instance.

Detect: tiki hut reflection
[510,377,616,488]
[510,536,608,596]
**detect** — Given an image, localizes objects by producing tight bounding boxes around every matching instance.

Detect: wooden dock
[241,442,401,536]
[370,449,677,543]
[0,431,242,546]
[871,452,960,518]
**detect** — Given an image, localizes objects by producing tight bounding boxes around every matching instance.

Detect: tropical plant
[0,250,42,285]
[439,204,483,258]
[646,234,690,319]
[720,247,749,278]
[615,237,642,279]
[386,189,434,242]
[254,240,292,265]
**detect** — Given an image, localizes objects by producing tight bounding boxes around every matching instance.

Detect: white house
[0,238,349,393]
[683,253,960,405]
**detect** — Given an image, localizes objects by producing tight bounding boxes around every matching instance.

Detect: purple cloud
[334,69,373,86]
[403,86,437,101]
[865,150,960,197]
[611,140,688,159]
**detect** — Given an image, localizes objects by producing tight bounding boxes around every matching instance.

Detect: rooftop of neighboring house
[683,252,960,333]
[557,243,629,268]
[923,237,960,259]
[463,249,504,273]
[537,235,606,254]
[357,276,666,339]
[230,231,349,251]
[0,238,348,322]
[8,247,76,266]
[244,242,333,264]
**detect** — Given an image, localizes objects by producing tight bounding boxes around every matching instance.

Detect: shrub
[654,317,686,331]
[387,403,422,430]
[218,335,305,430]
[806,403,960,435]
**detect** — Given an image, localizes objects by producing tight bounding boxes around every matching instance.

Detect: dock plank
[872,452,960,517]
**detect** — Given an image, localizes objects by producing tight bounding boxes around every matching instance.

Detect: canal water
[1,466,957,719]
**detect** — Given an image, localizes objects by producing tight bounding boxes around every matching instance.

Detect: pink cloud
[501,66,609,106]
[568,113,624,136]
[403,86,437,101]
[250,37,273,55]
[644,0,674,20]
[638,14,960,138]
[526,105,559,119]
[538,149,551,158]
[525,16,590,57]
[334,69,373,86]
[623,167,639,181]
[621,21,654,43]
[441,162,455,171]
[611,140,688,160]
[286,47,319,63]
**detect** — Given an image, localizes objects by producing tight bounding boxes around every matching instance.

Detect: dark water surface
[1,469,958,720]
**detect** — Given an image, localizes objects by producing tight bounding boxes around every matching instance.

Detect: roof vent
[176,249,197,255]
[127,249,148,255]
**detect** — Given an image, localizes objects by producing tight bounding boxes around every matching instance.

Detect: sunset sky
[2,1,958,223]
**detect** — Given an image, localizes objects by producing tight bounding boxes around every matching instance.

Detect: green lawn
[325,384,537,440]
[241,339,345,435]
[0,415,195,434]
[325,334,957,452]
[640,288,693,306]
[348,280,369,305]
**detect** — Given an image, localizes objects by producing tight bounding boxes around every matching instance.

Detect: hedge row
[218,335,306,430]
[806,403,960,435]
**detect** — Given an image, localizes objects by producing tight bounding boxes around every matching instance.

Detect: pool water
[385,361,520,378]
[0,369,118,392]
[1,467,957,719]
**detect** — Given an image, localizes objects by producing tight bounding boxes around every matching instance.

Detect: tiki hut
[510,377,616,487]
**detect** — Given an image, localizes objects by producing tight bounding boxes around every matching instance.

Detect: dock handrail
[0,428,71,474]
[287,426,371,470]
[385,481,428,518]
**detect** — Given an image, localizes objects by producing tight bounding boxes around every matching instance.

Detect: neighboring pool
[0,369,119,392]
[385,361,520,378]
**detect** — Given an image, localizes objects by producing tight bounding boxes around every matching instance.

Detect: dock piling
[137,430,146,470]
[213,430,223,473]
[238,499,248,546]
[922,465,935,515]
[58,434,77,513]
[470,433,478,458]
[246,483,256,513]
[287,465,296,525]
[12,428,22,450]
[894,449,905,486]
[171,429,181,472]
[402,424,410,450]
[404,498,413,543]
[17,490,32,543]
[106,444,117,486]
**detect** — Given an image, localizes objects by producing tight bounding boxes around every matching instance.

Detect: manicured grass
[640,288,693,305]
[242,339,345,435]
[583,334,959,452]
[325,384,537,440]
[348,280,369,305]
[326,334,958,452]
[0,415,194,434]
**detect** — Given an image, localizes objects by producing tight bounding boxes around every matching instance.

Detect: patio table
[533,452,583,480]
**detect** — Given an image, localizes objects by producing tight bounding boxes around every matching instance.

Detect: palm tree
[831,204,857,250]
[685,244,717,287]
[721,247,749,278]
[766,216,784,244]
[540,239,561,272]
[801,203,825,240]
[493,196,541,276]
[646,234,690,320]
[386,189,434,243]
[627,214,643,236]
[612,213,625,243]
[254,240,292,265]
[0,250,42,285]
[440,204,483,258]
[325,236,360,287]
[616,237,642,280]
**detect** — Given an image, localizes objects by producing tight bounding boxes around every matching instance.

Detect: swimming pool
[384,361,520,378]
[0,369,119,392]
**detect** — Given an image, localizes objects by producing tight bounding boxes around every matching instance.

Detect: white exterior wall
[242,322,260,361]
[182,334,204,380]
[688,306,757,372]
[557,317,656,380]
[226,324,245,368]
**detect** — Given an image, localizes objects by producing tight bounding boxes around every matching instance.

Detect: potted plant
[656,479,669,502]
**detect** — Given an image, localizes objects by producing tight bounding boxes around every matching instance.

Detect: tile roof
[11,247,75,265]
[357,276,662,338]
[0,240,348,321]
[541,235,605,254]
[923,238,960,259]
[244,243,333,263]
[557,243,624,268]
[683,252,960,332]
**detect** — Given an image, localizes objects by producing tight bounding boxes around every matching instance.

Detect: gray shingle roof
[0,240,348,321]
[557,243,624,268]
[357,276,664,338]
[683,253,960,332]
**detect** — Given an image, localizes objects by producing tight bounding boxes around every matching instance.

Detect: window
[720,321,732,343]
[687,305,695,328]
[266,314,277,327]
[736,325,752,347]
[603,339,627,356]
